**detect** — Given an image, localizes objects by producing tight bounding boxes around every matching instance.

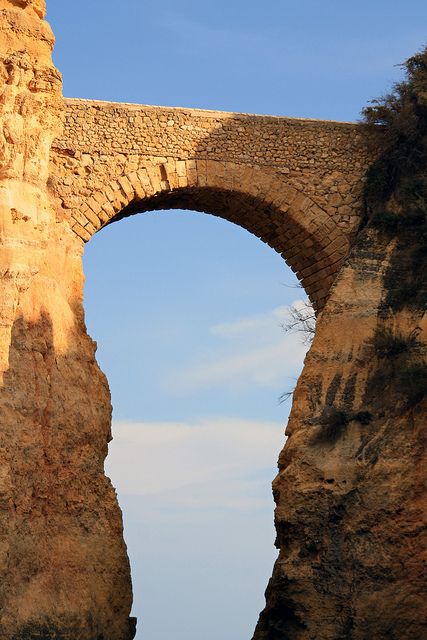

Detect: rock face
[0,2,133,638]
[0,2,425,639]
[252,229,427,639]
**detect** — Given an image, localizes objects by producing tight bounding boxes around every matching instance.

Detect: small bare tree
[278,388,295,405]
[278,298,316,404]
[281,299,316,345]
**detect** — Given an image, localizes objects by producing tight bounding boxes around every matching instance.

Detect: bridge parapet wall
[52,99,370,234]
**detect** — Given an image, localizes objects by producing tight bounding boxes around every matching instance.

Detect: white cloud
[166,302,310,393]
[168,338,305,391]
[211,304,291,338]
[105,417,286,511]
[105,305,311,514]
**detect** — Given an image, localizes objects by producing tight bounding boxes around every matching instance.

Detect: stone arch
[71,160,350,310]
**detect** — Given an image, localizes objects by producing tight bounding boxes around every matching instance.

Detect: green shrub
[353,411,373,425]
[398,176,427,202]
[404,208,427,226]
[316,407,349,443]
[398,362,427,405]
[360,47,427,406]
[371,210,400,231]
[390,282,419,307]
[362,45,427,251]
[315,407,374,444]
[372,327,420,358]
[370,207,426,232]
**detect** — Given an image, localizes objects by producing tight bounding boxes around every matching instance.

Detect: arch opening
[94,181,347,312]
[71,159,351,313]
[83,206,312,640]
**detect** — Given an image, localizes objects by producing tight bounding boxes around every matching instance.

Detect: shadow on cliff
[0,310,135,640]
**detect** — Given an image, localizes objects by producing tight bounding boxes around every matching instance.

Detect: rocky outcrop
[0,2,133,638]
[253,228,426,639]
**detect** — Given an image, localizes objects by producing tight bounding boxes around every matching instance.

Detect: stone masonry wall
[49,99,373,310]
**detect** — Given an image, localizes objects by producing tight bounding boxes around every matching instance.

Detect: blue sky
[46,2,426,639]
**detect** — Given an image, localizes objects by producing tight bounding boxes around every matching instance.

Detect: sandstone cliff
[253,228,426,639]
[0,2,133,638]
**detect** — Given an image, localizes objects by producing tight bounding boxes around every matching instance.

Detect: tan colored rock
[0,2,133,638]
[0,2,425,639]
[253,230,427,639]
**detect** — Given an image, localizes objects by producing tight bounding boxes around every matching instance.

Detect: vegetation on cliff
[362,46,427,214]
[361,45,427,408]
[362,45,427,309]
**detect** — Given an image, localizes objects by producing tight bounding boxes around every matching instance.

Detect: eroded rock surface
[252,229,427,639]
[0,2,133,638]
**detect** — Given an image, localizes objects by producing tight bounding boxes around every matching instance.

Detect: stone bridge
[2,3,425,639]
[50,99,370,310]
